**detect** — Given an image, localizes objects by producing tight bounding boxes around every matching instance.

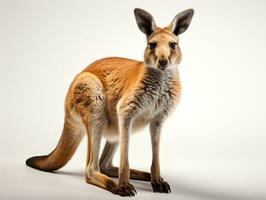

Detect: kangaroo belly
[103,107,157,142]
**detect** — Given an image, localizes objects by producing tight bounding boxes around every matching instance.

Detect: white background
[1,0,266,199]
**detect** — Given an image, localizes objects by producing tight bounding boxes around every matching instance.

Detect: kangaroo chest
[104,67,181,141]
[132,68,180,126]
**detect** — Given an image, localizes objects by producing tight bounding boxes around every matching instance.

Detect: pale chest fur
[130,67,181,126]
[104,67,181,141]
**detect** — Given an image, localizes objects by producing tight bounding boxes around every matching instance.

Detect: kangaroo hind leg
[73,73,117,194]
[100,141,151,181]
[86,125,117,194]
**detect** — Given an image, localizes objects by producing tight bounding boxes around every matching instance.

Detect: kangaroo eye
[148,42,157,50]
[169,42,177,49]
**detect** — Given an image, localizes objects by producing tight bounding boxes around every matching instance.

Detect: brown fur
[26,8,193,196]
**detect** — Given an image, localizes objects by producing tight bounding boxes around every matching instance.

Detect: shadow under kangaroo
[26,8,194,197]
[52,170,266,200]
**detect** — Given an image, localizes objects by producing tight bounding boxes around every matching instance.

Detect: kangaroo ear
[134,8,156,36]
[170,9,194,35]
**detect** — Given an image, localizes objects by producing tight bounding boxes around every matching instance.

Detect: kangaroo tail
[26,116,85,172]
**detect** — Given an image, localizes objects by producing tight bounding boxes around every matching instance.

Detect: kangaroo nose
[158,59,168,67]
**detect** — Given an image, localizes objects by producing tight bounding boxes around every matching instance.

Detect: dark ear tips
[134,8,142,16]
[134,8,152,19]
[186,9,195,22]
[187,9,194,16]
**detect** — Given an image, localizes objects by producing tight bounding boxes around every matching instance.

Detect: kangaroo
[26,8,194,196]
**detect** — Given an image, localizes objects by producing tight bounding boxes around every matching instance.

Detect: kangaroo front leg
[150,119,171,193]
[117,117,136,196]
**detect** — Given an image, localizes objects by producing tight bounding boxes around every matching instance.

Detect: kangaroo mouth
[158,65,167,70]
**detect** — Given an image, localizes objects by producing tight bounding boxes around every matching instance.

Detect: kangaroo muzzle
[157,58,169,70]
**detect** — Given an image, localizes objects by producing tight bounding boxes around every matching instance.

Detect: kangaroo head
[134,8,194,70]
